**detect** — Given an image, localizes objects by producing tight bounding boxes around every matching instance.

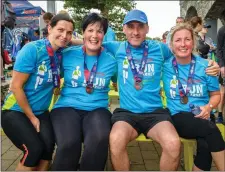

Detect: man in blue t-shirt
[106,9,181,171]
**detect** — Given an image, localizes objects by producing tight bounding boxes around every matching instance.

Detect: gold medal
[180,96,188,104]
[86,86,93,94]
[134,81,142,90]
[54,87,60,95]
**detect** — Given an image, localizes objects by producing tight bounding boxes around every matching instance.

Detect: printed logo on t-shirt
[169,76,203,98]
[71,66,81,87]
[123,56,129,84]
[35,61,47,90]
[122,56,155,84]
[82,73,106,89]
[170,75,178,99]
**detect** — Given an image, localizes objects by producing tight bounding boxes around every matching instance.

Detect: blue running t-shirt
[2,39,55,115]
[103,40,172,113]
[163,55,220,115]
[53,46,117,111]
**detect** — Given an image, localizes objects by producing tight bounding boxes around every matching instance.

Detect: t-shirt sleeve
[13,43,37,73]
[206,75,220,92]
[102,41,120,57]
[159,42,173,60]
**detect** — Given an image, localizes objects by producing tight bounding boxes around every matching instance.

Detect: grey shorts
[111,108,173,137]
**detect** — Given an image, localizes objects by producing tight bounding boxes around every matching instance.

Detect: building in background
[180,0,225,44]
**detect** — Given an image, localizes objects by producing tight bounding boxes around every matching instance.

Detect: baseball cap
[203,24,211,28]
[123,9,148,25]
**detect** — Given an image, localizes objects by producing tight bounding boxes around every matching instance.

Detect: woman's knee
[57,137,82,154]
[206,124,225,152]
[21,142,44,167]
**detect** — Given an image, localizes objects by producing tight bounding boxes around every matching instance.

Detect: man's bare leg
[109,121,138,171]
[147,121,181,171]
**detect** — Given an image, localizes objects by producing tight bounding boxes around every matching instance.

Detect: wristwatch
[208,104,213,109]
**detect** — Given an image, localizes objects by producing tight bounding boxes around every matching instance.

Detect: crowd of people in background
[1,3,225,171]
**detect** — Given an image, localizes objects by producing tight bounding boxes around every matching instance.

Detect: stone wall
[180,0,225,43]
[180,0,215,20]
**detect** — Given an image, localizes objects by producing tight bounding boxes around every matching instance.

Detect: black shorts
[112,108,173,137]
[1,110,55,167]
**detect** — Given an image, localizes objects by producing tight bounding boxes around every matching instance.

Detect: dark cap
[203,24,211,28]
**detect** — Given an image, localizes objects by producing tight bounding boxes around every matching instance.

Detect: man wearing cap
[103,9,181,171]
[102,9,220,171]
[199,24,216,52]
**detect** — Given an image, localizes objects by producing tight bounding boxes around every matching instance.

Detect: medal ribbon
[126,41,149,83]
[45,39,63,88]
[82,46,102,89]
[172,56,196,99]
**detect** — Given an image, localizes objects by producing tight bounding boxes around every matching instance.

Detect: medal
[83,46,101,94]
[86,85,93,94]
[54,87,61,95]
[180,96,188,104]
[134,80,142,90]
[126,42,148,91]
[172,56,196,105]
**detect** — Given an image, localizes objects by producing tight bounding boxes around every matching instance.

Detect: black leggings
[172,112,225,171]
[50,107,112,171]
[1,110,55,167]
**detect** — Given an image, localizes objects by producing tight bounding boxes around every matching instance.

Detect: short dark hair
[189,16,202,29]
[82,13,108,35]
[43,12,53,20]
[49,13,75,30]
[34,29,40,35]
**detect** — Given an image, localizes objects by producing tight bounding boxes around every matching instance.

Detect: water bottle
[189,104,202,115]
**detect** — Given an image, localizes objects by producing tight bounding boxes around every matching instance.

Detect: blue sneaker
[216,116,224,123]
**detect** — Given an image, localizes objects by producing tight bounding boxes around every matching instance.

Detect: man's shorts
[111,107,173,137]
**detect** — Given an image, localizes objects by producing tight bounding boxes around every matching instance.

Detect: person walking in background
[162,31,169,43]
[43,12,54,26]
[189,16,210,59]
[166,17,185,45]
[216,10,225,123]
[163,23,225,171]
[198,23,218,122]
[1,14,74,171]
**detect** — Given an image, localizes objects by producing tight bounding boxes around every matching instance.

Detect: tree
[64,0,136,40]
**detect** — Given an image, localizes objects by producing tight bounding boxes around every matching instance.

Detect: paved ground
[1,97,219,171]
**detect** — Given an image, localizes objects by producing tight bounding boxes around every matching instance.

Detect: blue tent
[9,0,44,17]
[8,0,45,28]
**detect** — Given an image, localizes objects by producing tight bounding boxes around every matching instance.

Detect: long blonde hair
[170,23,197,54]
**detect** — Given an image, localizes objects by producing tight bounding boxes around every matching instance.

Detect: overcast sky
[29,1,180,38]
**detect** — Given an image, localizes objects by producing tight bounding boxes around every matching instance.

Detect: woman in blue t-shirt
[50,13,117,171]
[1,14,74,171]
[163,23,225,171]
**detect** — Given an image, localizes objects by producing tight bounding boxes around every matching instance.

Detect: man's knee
[162,138,181,158]
[110,122,134,153]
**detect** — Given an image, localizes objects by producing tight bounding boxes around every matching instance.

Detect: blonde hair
[170,23,197,54]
